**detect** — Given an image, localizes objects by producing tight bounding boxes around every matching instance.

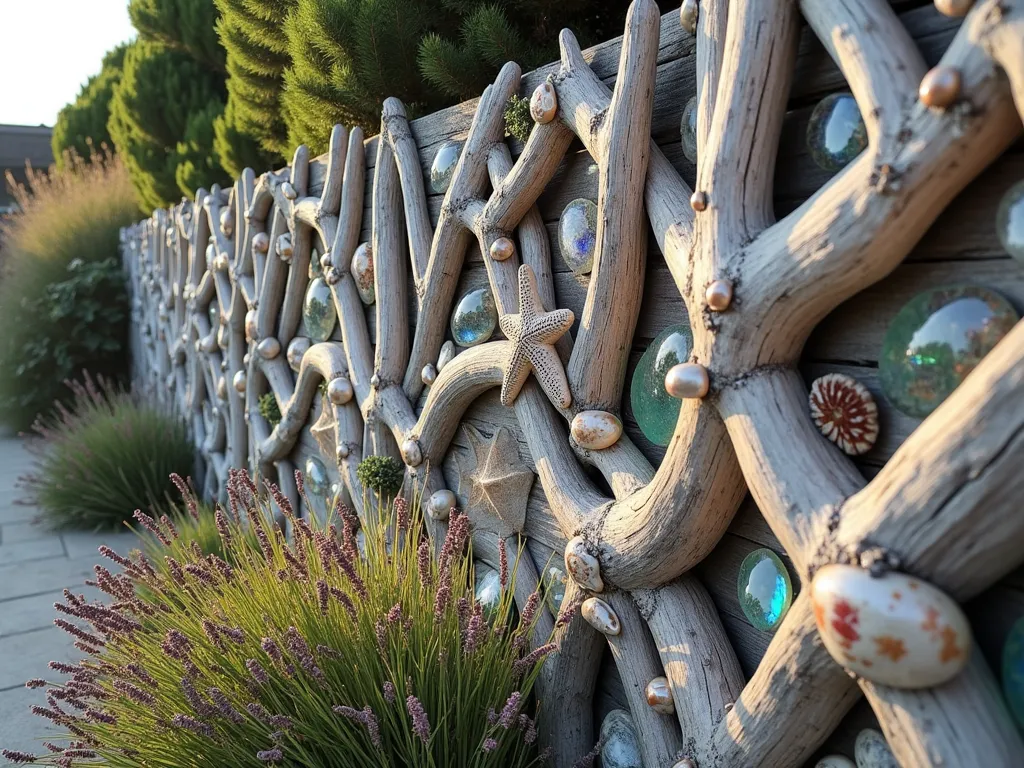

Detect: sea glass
[450,287,497,347]
[997,180,1024,263]
[543,564,568,613]
[807,93,868,172]
[599,709,643,768]
[879,285,1018,418]
[304,455,331,499]
[475,566,502,618]
[558,198,598,275]
[681,95,698,164]
[430,140,462,194]
[629,323,694,446]
[738,548,792,632]
[303,277,336,342]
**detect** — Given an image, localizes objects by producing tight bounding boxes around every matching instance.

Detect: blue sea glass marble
[558,198,599,275]
[629,323,694,446]
[738,548,792,632]
[430,140,462,194]
[450,287,497,347]
[1003,616,1024,728]
[475,566,502,617]
[997,180,1024,264]
[879,285,1018,419]
[303,277,336,342]
[807,93,868,172]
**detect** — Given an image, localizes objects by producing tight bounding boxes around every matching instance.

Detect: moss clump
[504,94,533,143]
[258,391,282,426]
[356,455,405,496]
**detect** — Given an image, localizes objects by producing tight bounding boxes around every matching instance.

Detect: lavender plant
[4,469,553,766]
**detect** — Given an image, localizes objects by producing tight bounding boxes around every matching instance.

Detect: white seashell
[427,489,455,520]
[811,564,971,689]
[570,410,622,450]
[350,242,375,304]
[530,81,558,124]
[565,536,603,592]
[581,597,620,635]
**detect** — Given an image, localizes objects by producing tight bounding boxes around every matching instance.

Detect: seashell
[809,373,879,455]
[402,438,422,467]
[934,0,973,16]
[350,242,375,305]
[815,756,856,768]
[199,334,218,354]
[706,279,733,311]
[281,181,297,200]
[286,337,311,372]
[665,362,709,399]
[421,364,437,386]
[252,232,270,253]
[855,729,898,768]
[811,564,971,689]
[570,410,623,450]
[427,489,455,521]
[489,236,516,262]
[437,340,456,371]
[336,443,350,461]
[276,233,293,261]
[919,66,961,109]
[530,81,558,124]
[245,309,258,342]
[256,337,281,360]
[680,0,699,35]
[599,709,642,768]
[327,376,353,405]
[216,377,228,400]
[231,370,247,394]
[645,676,675,714]
[565,536,603,592]
[581,597,620,635]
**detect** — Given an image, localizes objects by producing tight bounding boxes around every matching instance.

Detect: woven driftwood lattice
[122,0,1024,765]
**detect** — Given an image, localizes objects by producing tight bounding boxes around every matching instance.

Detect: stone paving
[0,434,137,756]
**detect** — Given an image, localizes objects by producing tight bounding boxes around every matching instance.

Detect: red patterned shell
[808,373,879,455]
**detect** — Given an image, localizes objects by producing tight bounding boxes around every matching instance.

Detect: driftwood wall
[122,0,1024,765]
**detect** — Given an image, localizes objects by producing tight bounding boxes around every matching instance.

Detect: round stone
[281,181,297,200]
[581,597,620,636]
[565,535,603,592]
[257,337,281,359]
[570,410,623,450]
[232,370,247,393]
[430,140,462,194]
[807,93,868,172]
[304,455,331,499]
[489,236,515,262]
[475,566,503,618]
[252,231,270,253]
[680,95,698,164]
[737,548,792,632]
[879,285,1018,418]
[216,377,228,400]
[303,277,337,342]
[450,287,497,347]
[327,376,353,405]
[530,81,558,124]
[919,66,961,109]
[199,334,218,354]
[427,489,456,520]
[437,340,456,371]
[706,279,733,311]
[276,233,293,260]
[350,242,375,305]
[812,565,971,689]
[855,729,898,768]
[542,564,568,613]
[599,709,643,768]
[286,337,311,372]
[934,0,974,15]
[645,676,675,714]
[401,438,422,467]
[421,363,437,386]
[1002,616,1024,728]
[815,757,856,768]
[997,180,1024,263]
[557,198,598,274]
[630,323,694,446]
[244,309,258,341]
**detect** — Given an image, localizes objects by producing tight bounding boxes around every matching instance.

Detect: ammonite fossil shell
[808,373,879,455]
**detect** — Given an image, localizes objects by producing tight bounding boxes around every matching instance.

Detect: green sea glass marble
[807,93,868,172]
[450,287,497,347]
[304,455,331,500]
[303,277,336,342]
[629,323,694,446]
[543,564,568,613]
[879,285,1018,419]
[1002,616,1024,728]
[737,548,792,632]
[997,180,1024,263]
[680,95,698,164]
[430,140,462,194]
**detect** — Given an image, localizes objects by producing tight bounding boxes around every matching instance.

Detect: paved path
[0,435,137,756]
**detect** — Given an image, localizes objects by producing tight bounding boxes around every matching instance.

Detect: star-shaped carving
[457,425,534,538]
[499,264,574,408]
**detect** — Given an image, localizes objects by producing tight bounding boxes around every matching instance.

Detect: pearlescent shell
[475,566,503,617]
[997,180,1024,263]
[811,565,971,689]
[854,729,898,768]
[303,277,337,342]
[582,597,620,635]
[570,410,622,450]
[437,340,456,371]
[557,198,598,274]
[427,489,455,520]
[879,285,1018,418]
[327,376,353,405]
[815,756,856,768]
[489,236,515,262]
[807,93,868,172]
[565,535,603,592]
[630,323,694,446]
[919,66,961,109]
[665,362,709,399]
[286,337,311,372]
[680,95,698,163]
[543,565,568,612]
[530,81,558,124]
[645,676,675,714]
[1001,615,1024,727]
[738,548,793,631]
[809,373,879,456]
[599,709,643,768]
[305,455,331,498]
[350,243,375,305]
[430,140,462,194]
[450,288,497,347]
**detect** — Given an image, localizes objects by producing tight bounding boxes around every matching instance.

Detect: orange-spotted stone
[810,564,970,689]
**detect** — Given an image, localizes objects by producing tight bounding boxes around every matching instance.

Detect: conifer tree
[128,0,226,70]
[51,45,129,167]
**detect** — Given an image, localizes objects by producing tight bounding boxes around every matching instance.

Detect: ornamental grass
[19,376,194,531]
[4,469,554,766]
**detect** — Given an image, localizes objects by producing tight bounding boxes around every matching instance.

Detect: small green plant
[504,94,533,143]
[357,455,405,496]
[7,471,554,765]
[258,391,282,426]
[19,376,195,531]
[0,152,138,431]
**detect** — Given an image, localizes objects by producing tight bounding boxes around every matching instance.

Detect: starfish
[457,424,534,538]
[499,264,574,408]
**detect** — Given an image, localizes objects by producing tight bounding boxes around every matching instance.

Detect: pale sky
[0,0,136,127]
